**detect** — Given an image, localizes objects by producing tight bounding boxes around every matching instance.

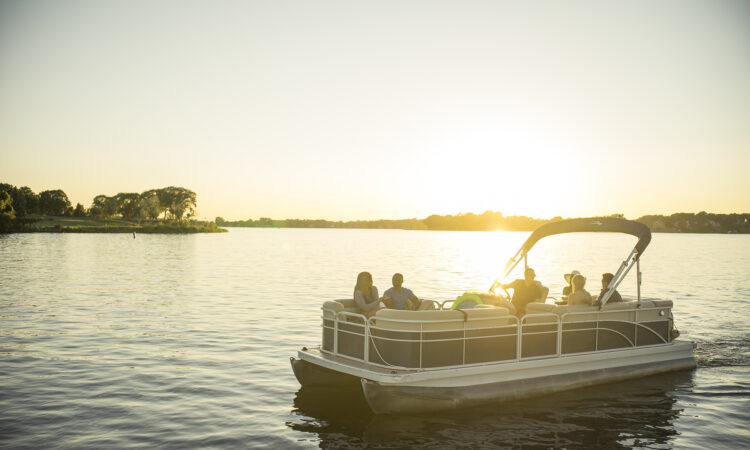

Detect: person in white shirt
[568,274,593,306]
[353,271,380,317]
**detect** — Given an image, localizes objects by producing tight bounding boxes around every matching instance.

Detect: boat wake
[694,335,750,368]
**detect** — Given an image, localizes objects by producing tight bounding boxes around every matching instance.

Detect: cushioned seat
[417,299,439,310]
[524,302,558,324]
[374,307,511,331]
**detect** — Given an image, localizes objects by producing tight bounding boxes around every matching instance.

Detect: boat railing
[320,304,674,371]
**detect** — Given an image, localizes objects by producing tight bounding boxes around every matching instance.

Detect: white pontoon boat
[291,218,696,414]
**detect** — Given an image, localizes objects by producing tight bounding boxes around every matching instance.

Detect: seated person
[353,271,381,317]
[596,272,623,304]
[559,269,581,304]
[500,267,547,316]
[568,274,593,305]
[382,273,420,310]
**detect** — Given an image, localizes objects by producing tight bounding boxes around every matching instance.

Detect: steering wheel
[500,286,511,300]
[490,281,511,300]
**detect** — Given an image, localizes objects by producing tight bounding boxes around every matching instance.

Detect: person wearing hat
[596,273,623,304]
[500,267,548,315]
[568,274,593,305]
[560,269,581,304]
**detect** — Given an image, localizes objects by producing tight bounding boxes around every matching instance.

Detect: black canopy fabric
[520,218,652,259]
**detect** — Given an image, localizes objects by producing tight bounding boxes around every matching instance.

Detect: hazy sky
[1,0,748,220]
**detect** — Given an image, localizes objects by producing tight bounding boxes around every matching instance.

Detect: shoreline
[220,225,746,235]
[4,216,227,234]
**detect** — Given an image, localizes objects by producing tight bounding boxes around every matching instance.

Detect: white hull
[294,340,695,414]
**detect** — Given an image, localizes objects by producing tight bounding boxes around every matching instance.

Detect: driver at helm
[499,268,547,316]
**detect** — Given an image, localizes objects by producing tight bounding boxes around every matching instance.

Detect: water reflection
[290,370,695,448]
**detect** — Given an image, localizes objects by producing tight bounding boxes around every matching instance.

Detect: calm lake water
[1,228,749,449]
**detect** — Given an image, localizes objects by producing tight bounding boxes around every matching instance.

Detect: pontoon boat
[290,218,696,414]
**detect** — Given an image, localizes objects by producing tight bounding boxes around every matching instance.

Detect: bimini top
[520,217,652,259]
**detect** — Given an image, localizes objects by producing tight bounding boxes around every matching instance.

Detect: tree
[138,191,161,221]
[0,183,25,216]
[39,189,71,216]
[18,186,39,215]
[90,195,107,218]
[142,188,170,220]
[160,186,196,223]
[90,195,118,218]
[115,192,141,219]
[73,203,86,217]
[0,191,14,232]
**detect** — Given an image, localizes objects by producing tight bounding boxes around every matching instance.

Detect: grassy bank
[13,215,227,234]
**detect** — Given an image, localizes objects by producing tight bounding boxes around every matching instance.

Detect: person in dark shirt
[500,267,547,316]
[596,272,623,304]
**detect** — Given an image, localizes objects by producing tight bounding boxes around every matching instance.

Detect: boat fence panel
[367,311,518,369]
[520,314,560,358]
[319,303,674,369]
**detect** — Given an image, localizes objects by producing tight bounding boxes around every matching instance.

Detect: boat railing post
[364,318,370,363]
[462,320,467,366]
[517,318,523,361]
[634,308,639,347]
[334,313,339,355]
[601,247,638,306]
[419,322,423,370]
[595,311,600,352]
[669,309,674,343]
[556,315,562,357]
[636,257,641,304]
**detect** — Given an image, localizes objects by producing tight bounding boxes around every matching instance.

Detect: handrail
[320,305,673,370]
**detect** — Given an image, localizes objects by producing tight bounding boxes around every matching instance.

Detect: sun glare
[423,120,577,220]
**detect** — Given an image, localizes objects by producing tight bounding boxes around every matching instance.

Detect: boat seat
[523,303,558,323]
[373,307,512,332]
[524,303,608,323]
[322,299,360,314]
[649,299,673,308]
[321,300,366,328]
[416,299,439,310]
[524,300,673,323]
[322,298,443,319]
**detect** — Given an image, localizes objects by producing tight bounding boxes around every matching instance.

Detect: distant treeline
[1,183,205,232]
[216,211,547,231]
[216,211,750,234]
[636,212,750,234]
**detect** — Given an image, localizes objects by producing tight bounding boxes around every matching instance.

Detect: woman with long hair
[354,271,380,317]
[568,274,593,305]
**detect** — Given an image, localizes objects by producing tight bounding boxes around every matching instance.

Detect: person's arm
[538,285,549,302]
[380,287,393,308]
[354,289,379,312]
[372,286,381,309]
[407,289,420,310]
